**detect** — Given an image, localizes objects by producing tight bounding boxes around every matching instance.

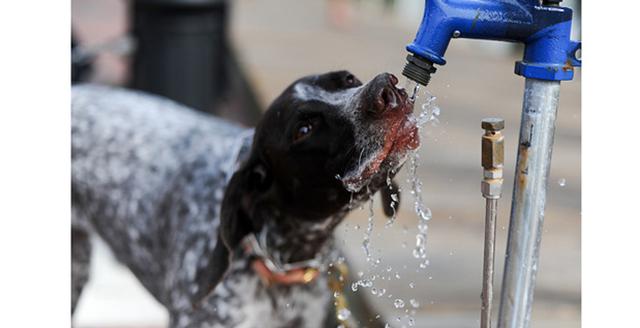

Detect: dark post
[131,0,228,114]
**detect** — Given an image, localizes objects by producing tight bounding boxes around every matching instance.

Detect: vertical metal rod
[480,118,505,328]
[482,198,498,328]
[497,79,561,328]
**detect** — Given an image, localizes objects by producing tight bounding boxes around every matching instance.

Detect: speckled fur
[71,85,344,328]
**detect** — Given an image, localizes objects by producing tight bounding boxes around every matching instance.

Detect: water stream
[405,78,440,272]
[349,77,441,328]
[362,197,375,263]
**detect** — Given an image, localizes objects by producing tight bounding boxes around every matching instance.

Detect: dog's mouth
[341,83,419,192]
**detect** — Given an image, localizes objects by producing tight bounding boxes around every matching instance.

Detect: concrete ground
[73,0,580,327]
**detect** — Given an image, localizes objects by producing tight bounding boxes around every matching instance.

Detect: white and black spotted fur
[72,71,418,328]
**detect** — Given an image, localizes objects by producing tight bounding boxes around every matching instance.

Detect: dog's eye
[294,123,313,142]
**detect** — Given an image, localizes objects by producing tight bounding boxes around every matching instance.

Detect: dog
[72,70,419,328]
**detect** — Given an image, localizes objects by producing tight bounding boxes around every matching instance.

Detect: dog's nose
[368,73,403,116]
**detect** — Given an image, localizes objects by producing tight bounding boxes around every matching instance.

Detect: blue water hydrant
[401,1,581,328]
[402,0,581,85]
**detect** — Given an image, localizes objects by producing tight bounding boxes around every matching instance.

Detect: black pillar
[131,0,228,114]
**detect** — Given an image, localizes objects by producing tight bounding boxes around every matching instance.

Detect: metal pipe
[497,79,561,328]
[482,198,498,328]
[480,118,505,328]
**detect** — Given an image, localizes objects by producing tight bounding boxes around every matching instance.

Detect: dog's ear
[380,179,400,218]
[191,158,271,307]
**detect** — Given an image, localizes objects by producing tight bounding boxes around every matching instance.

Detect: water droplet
[394,299,405,308]
[558,178,566,187]
[410,299,420,308]
[409,282,415,289]
[337,308,351,321]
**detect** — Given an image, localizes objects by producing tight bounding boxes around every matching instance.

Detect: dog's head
[246,70,418,215]
[196,71,419,304]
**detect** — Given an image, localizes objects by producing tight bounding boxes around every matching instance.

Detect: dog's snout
[365,73,403,116]
[378,87,397,111]
[389,73,398,86]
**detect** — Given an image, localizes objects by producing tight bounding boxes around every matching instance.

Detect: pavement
[72,0,580,327]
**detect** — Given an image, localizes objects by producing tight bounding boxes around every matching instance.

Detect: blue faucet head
[402,0,581,83]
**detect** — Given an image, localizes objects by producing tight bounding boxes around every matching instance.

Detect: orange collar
[251,258,319,287]
[242,234,321,286]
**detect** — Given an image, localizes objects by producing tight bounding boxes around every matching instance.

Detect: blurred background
[71,0,580,327]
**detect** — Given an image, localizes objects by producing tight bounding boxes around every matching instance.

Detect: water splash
[351,278,373,292]
[405,79,420,103]
[405,79,441,129]
[408,151,431,270]
[362,197,375,262]
[384,171,399,228]
[416,93,441,128]
[337,308,351,321]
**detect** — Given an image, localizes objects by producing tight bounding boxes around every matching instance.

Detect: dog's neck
[249,206,350,268]
[251,188,375,267]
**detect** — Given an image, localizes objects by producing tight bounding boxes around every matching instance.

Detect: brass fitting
[481,118,505,199]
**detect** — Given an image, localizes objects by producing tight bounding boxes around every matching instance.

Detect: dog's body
[72,71,418,328]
